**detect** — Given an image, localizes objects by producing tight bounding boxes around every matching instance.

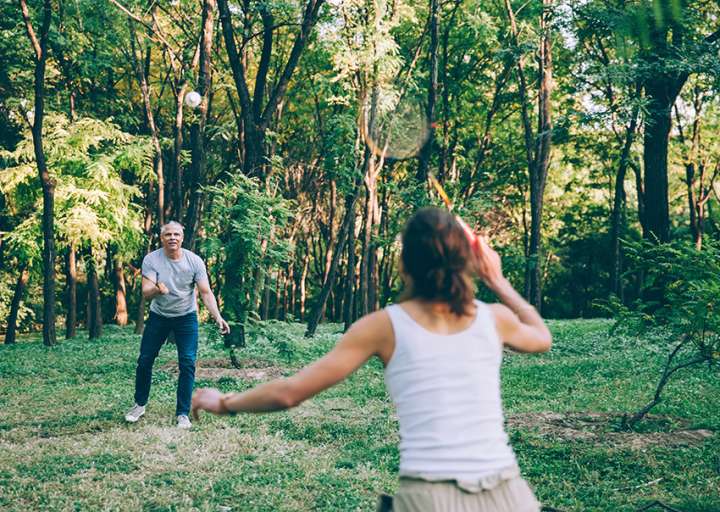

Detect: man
[125,221,230,429]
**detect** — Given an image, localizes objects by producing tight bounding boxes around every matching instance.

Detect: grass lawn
[0,319,718,511]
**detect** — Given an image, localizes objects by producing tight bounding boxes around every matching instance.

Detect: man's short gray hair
[160,221,185,235]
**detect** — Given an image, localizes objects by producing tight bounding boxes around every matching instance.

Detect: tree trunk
[21,0,57,346]
[505,0,552,310]
[299,245,309,320]
[306,184,362,337]
[114,258,128,326]
[609,104,639,299]
[218,0,324,179]
[129,19,165,227]
[5,266,29,345]
[184,0,216,249]
[65,247,77,338]
[377,181,392,308]
[525,0,553,310]
[323,180,337,281]
[172,80,187,221]
[288,260,296,319]
[641,81,678,244]
[416,0,439,183]
[368,186,380,312]
[358,188,372,316]
[87,248,103,339]
[343,206,356,330]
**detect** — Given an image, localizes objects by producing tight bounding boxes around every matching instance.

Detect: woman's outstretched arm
[191,310,394,418]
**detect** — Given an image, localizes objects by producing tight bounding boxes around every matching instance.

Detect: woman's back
[385,299,517,483]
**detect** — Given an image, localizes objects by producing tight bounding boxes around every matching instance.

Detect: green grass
[0,319,718,511]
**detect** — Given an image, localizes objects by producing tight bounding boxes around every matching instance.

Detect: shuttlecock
[185,91,202,108]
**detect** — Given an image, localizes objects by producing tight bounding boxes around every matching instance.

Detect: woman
[192,207,551,511]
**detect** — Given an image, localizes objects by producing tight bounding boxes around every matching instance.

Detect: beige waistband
[399,465,521,493]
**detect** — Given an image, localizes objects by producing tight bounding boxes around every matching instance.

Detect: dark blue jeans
[133,311,198,416]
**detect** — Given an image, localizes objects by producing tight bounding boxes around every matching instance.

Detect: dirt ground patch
[508,412,714,449]
[159,357,288,381]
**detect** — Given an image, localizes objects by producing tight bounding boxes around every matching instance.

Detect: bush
[607,239,720,428]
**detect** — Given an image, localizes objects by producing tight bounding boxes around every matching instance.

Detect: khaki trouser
[378,471,541,512]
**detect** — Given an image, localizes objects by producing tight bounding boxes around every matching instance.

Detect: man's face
[161,227,184,251]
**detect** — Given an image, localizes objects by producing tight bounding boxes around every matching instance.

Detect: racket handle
[455,215,479,253]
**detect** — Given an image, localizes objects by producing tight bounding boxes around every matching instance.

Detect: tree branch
[260,0,325,131]
[18,0,42,61]
[107,0,179,62]
[705,26,720,44]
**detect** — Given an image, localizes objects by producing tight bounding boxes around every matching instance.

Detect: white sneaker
[176,414,192,429]
[125,404,145,423]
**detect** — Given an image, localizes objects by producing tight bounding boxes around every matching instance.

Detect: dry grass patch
[508,412,715,449]
[159,357,289,381]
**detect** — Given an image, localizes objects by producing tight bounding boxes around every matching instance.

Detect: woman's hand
[191,388,225,420]
[474,236,505,290]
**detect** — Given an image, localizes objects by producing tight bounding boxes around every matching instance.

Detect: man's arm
[142,275,168,300]
[196,278,230,334]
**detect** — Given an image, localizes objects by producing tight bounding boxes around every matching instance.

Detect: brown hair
[400,207,475,316]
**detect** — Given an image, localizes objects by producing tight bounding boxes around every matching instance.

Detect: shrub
[607,239,720,428]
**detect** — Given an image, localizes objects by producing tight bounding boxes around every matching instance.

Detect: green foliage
[203,173,294,322]
[612,240,720,349]
[0,113,150,260]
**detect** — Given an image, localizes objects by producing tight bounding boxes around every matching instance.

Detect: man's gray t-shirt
[141,248,208,317]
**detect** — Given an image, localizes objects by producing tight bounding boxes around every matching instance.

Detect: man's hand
[191,388,225,420]
[157,282,170,295]
[216,317,230,335]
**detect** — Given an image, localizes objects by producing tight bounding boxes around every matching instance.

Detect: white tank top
[384,300,517,481]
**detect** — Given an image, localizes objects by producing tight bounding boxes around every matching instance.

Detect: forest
[1,0,719,510]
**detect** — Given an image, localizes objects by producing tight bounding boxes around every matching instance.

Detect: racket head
[360,87,429,161]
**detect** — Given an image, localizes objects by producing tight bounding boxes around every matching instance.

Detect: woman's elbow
[273,379,306,410]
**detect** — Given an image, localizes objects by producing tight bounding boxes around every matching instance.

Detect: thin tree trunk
[87,248,103,339]
[5,265,29,345]
[184,0,216,249]
[288,260,296,319]
[299,246,309,321]
[135,206,153,334]
[359,188,372,316]
[527,0,553,310]
[20,0,56,346]
[129,20,165,227]
[306,184,362,337]
[416,0,439,183]
[172,80,187,221]
[65,247,77,338]
[343,206,356,330]
[624,336,705,428]
[324,180,337,280]
[506,0,553,310]
[609,99,639,299]
[114,258,128,326]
